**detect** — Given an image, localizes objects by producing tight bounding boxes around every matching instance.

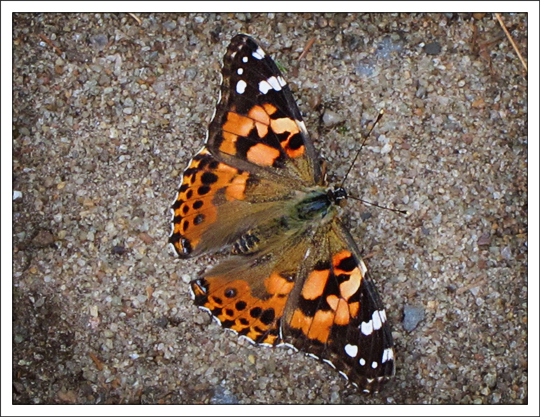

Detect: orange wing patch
[301,269,329,299]
[169,148,249,256]
[290,309,334,344]
[218,102,306,166]
[288,251,366,343]
[270,116,305,159]
[246,143,281,166]
[221,112,254,155]
[333,250,363,301]
[191,271,295,345]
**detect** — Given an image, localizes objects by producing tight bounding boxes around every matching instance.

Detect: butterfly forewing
[207,35,323,185]
[280,220,395,392]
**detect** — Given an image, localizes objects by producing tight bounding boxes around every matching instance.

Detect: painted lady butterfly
[169,34,395,393]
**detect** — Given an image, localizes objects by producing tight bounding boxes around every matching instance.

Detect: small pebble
[322,109,345,126]
[425,42,442,55]
[403,305,425,332]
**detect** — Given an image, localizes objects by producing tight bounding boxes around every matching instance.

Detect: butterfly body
[170,34,394,393]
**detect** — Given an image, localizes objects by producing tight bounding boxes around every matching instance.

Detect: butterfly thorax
[229,186,346,256]
[294,186,348,222]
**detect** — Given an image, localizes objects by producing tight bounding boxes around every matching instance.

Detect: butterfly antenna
[339,109,384,189]
[338,110,406,217]
[348,195,408,215]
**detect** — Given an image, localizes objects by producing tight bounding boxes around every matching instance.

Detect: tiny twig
[88,352,104,371]
[38,34,63,56]
[456,279,486,295]
[129,13,142,25]
[495,13,527,72]
[298,37,316,61]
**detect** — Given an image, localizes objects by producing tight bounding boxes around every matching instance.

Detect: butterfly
[169,34,395,393]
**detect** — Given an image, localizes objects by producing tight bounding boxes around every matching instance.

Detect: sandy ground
[11,13,528,405]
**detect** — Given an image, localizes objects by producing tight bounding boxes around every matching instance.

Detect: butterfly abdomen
[232,233,261,255]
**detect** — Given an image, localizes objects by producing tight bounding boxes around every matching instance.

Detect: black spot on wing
[337,255,357,272]
[197,185,211,196]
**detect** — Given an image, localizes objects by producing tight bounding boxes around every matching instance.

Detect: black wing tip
[168,233,194,259]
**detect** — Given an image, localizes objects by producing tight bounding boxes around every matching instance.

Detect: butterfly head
[328,186,348,208]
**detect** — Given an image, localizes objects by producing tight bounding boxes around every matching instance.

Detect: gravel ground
[10,13,528,405]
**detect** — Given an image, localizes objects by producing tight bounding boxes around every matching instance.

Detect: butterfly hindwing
[191,228,310,346]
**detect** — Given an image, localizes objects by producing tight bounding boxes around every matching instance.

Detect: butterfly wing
[191,226,311,346]
[169,147,300,257]
[206,34,323,186]
[281,219,395,392]
[191,218,395,393]
[170,34,323,257]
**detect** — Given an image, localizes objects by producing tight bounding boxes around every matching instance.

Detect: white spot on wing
[237,68,243,75]
[382,348,394,363]
[267,76,282,91]
[380,309,387,322]
[344,344,358,358]
[322,359,336,369]
[258,80,272,94]
[359,259,368,275]
[236,80,247,94]
[361,320,373,335]
[297,120,308,135]
[188,284,196,300]
[278,342,298,352]
[252,47,265,59]
[359,357,366,366]
[239,335,256,345]
[181,242,190,256]
[371,361,378,369]
[198,305,212,316]
[338,370,349,380]
[224,327,238,336]
[277,75,287,87]
[195,279,208,293]
[242,56,248,63]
